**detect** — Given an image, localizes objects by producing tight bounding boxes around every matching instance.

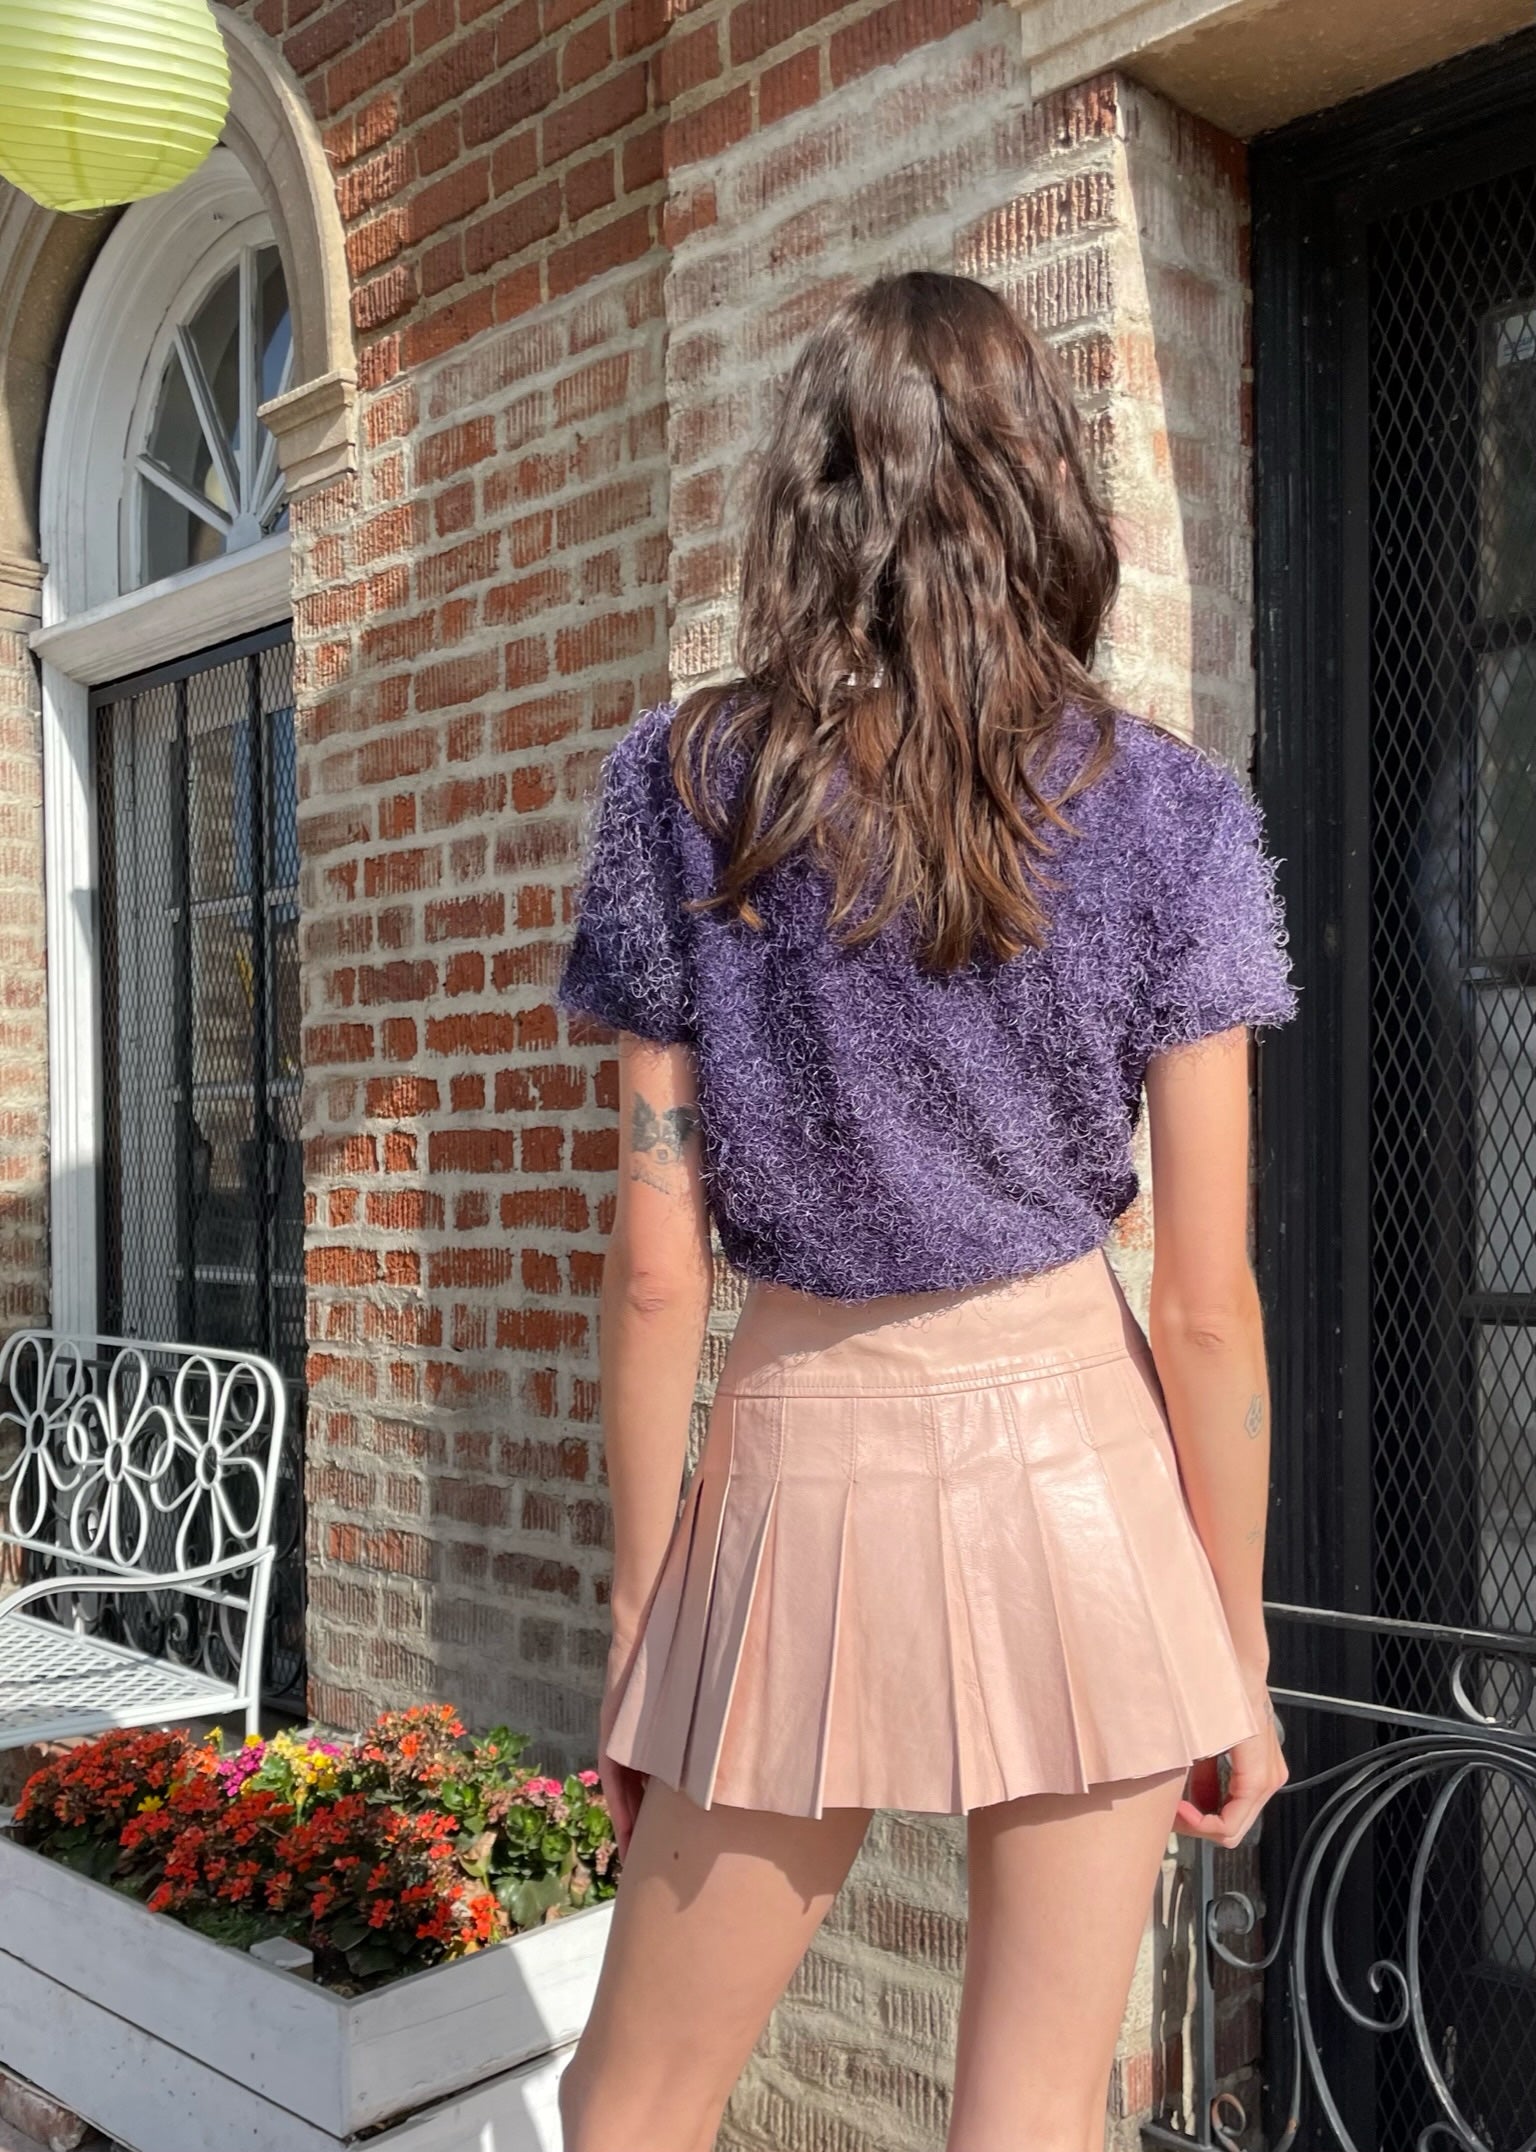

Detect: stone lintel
[1013,0,1529,137]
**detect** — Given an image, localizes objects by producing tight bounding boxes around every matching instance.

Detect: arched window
[134,238,292,586]
[42,147,294,616]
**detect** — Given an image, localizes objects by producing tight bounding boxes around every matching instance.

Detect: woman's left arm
[599,1033,714,1648]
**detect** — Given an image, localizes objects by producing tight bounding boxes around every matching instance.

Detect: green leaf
[183,1907,278,1952]
[327,1916,369,1951]
[86,1840,122,1882]
[459,1827,496,1879]
[346,1941,401,1978]
[54,1840,119,1883]
[498,1872,573,1931]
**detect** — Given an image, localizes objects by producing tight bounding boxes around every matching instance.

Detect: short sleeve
[556,709,695,1045]
[1137,751,1298,1060]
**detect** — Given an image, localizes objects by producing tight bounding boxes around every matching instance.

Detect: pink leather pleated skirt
[604,1243,1259,1818]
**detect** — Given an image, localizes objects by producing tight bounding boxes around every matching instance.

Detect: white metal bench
[0,1332,286,1750]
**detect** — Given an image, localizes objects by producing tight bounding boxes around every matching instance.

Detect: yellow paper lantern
[0,0,231,215]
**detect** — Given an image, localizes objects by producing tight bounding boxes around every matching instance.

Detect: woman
[553,270,1295,2152]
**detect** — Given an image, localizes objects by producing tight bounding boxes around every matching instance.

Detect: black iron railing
[1144,1606,1536,2152]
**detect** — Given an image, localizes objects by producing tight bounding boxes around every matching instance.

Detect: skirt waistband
[718,1244,1146,1396]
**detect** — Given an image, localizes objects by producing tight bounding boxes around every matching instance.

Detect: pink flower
[523,1776,564,1801]
[577,1770,600,1788]
[216,1745,266,1794]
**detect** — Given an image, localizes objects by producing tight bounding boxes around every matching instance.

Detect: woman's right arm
[1143,1022,1288,1847]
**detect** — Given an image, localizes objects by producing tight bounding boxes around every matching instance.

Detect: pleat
[679,1415,783,1805]
[604,1436,732,1778]
[816,1398,964,1813]
[709,1396,858,1816]
[950,1375,1098,1799]
[935,1448,1000,1812]
[1083,1359,1257,1760]
[811,1465,855,1816]
[1002,1358,1256,1780]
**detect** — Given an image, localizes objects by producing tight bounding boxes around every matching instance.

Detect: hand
[598,1630,649,1863]
[1174,1682,1288,1850]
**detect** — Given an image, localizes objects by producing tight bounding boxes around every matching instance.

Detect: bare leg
[947,1767,1186,2152]
[559,1775,873,2152]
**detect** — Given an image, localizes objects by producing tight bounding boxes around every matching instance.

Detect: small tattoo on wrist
[1243,1394,1264,1438]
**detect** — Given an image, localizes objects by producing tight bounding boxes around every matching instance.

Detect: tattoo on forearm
[630,1094,700,1163]
[628,1094,702,1192]
[1245,1524,1263,1545]
[1244,1394,1264,1439]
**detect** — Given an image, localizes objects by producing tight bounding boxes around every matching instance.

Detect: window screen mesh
[1364,161,1536,2148]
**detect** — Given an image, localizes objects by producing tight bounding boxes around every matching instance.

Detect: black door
[95,624,306,1707]
[1255,33,1536,2151]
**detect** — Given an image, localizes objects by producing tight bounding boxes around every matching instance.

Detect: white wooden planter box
[0,1830,612,2150]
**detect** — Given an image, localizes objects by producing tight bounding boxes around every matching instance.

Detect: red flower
[13,1704,611,1989]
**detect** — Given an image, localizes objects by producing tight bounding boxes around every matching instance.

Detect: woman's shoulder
[583,702,691,839]
[1080,709,1267,864]
[1101,709,1253,803]
[601,699,679,779]
[605,699,729,799]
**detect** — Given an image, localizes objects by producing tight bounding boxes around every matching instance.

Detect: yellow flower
[137,1795,163,1813]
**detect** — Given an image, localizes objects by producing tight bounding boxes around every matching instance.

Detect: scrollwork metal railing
[1143,1606,1536,2152]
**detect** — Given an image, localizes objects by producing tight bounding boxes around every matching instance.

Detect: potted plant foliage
[0,1706,617,2152]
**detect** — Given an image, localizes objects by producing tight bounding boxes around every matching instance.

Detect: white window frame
[128,229,294,592]
[35,148,293,1337]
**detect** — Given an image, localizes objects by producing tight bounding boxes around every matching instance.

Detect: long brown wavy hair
[668,269,1120,973]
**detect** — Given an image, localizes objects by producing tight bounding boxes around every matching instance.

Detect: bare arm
[1144,1024,1287,1843]
[599,1035,714,1646]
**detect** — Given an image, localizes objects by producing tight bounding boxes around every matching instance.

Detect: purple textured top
[556,701,1298,1302]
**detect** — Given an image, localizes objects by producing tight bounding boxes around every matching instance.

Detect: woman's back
[557,696,1296,1300]
[557,270,1292,2152]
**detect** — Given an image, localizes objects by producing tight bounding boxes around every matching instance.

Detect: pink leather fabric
[605,1245,1259,1817]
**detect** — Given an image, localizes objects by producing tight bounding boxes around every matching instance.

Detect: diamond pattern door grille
[94,626,305,1707]
[1364,165,1536,2149]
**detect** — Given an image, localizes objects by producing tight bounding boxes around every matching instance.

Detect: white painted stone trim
[38,150,274,623]
[30,537,292,688]
[39,662,98,1341]
[219,11,358,489]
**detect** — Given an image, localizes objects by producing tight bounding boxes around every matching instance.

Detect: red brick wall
[0,633,46,1335]
[289,270,671,1740]
[238,0,668,368]
[219,0,674,1744]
